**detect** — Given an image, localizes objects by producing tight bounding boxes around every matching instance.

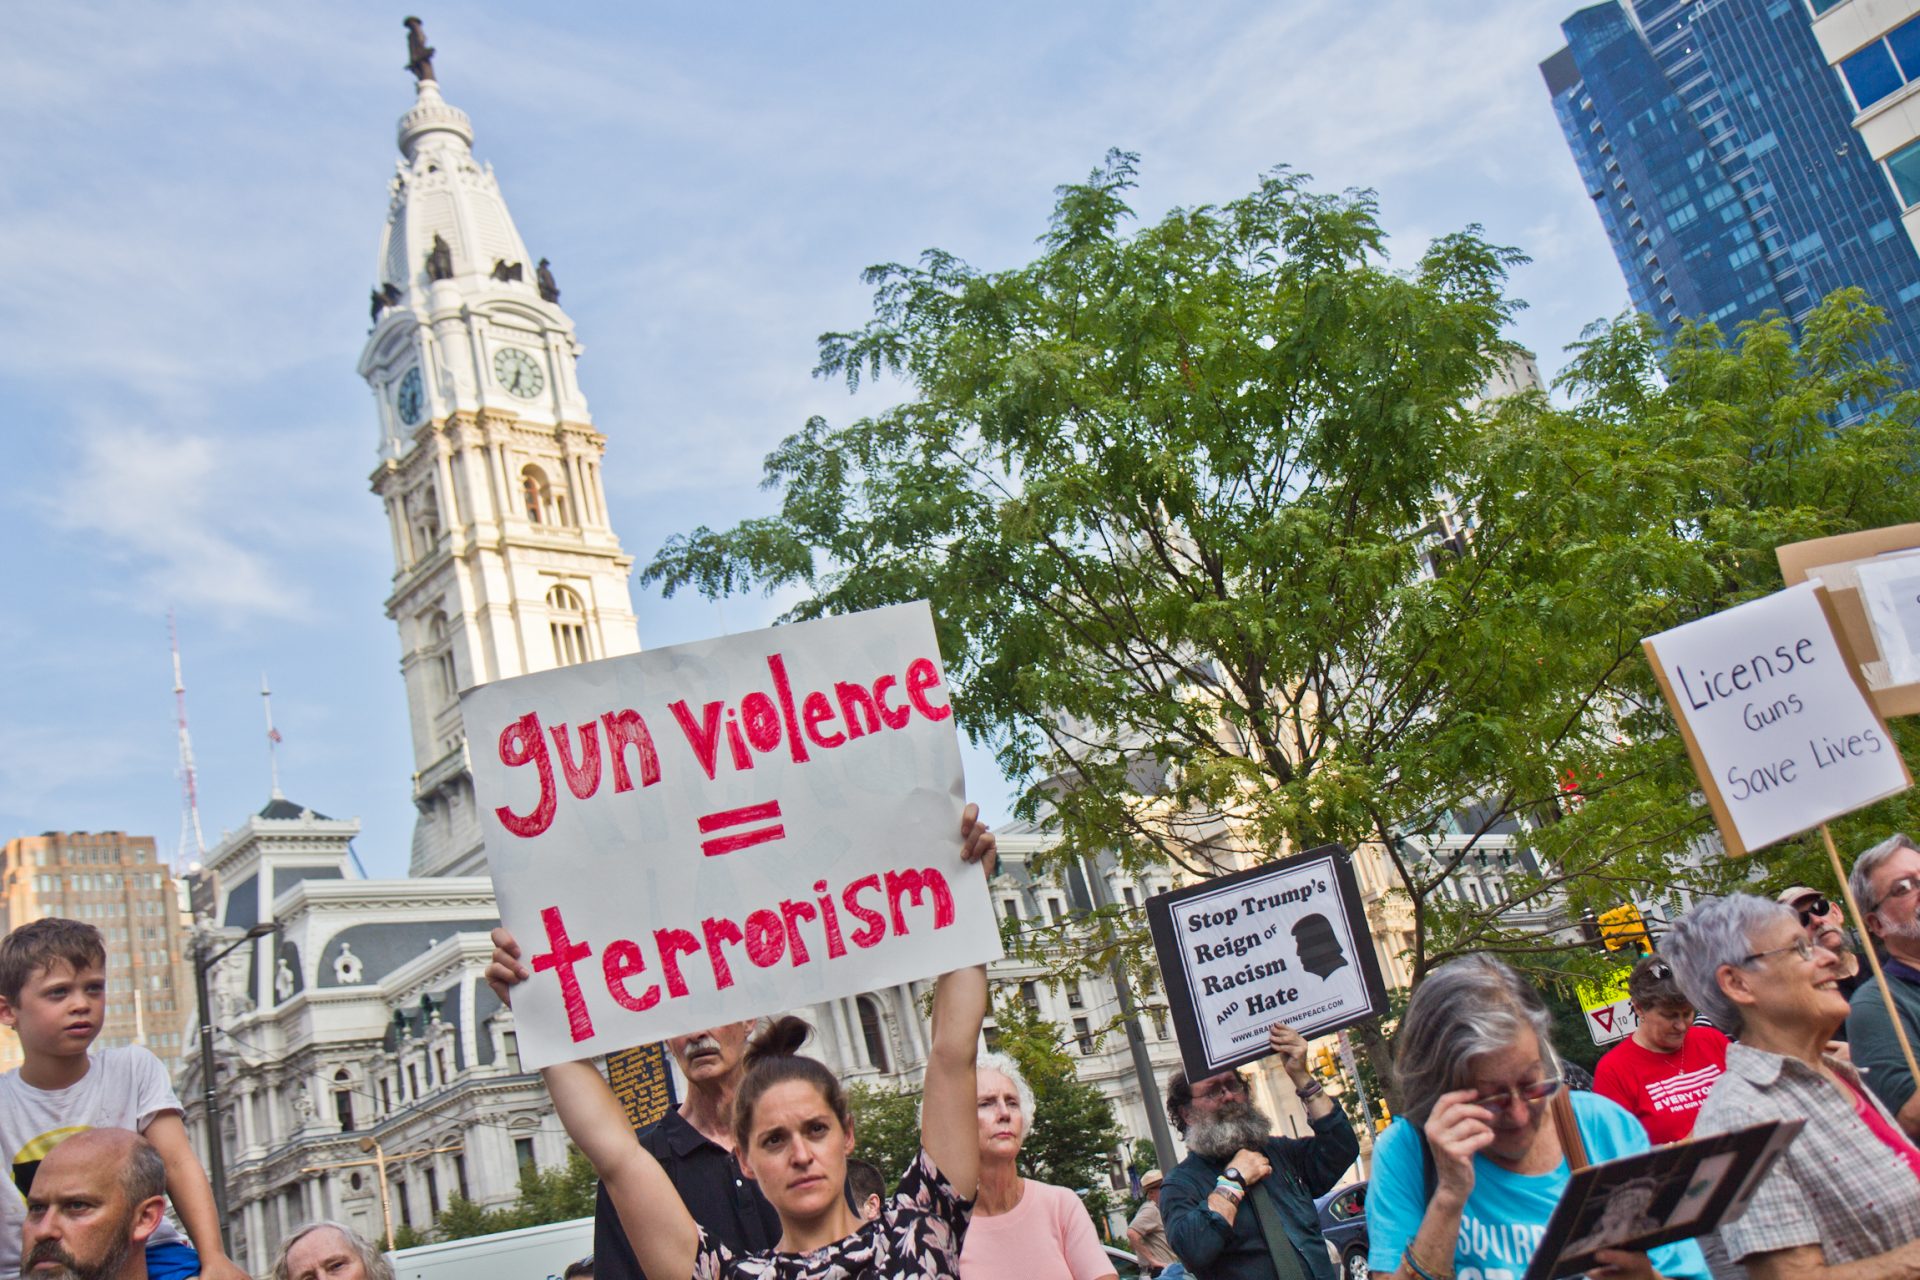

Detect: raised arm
[487,928,701,1279]
[916,804,995,1200]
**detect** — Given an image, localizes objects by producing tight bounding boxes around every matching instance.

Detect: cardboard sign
[1778,524,1920,717]
[1576,971,1638,1047]
[1642,581,1911,856]
[1146,846,1387,1081]
[463,602,1003,1069]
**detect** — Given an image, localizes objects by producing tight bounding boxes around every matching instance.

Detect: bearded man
[1160,1024,1359,1280]
[21,1129,166,1280]
[591,1022,781,1280]
[1847,834,1920,1138]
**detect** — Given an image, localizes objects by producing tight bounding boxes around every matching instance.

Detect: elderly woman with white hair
[1365,954,1708,1280]
[958,1051,1116,1280]
[1665,891,1920,1280]
[271,1221,395,1280]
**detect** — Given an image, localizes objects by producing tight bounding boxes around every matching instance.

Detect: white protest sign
[1146,846,1387,1080]
[1855,553,1920,686]
[1643,581,1911,855]
[462,602,1003,1069]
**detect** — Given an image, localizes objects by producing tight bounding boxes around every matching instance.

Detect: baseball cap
[1777,886,1825,908]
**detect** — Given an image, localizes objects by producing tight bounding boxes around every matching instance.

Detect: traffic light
[1598,904,1652,954]
[1313,1045,1339,1081]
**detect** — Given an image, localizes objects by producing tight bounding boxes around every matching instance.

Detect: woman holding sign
[487,806,995,1280]
[1364,955,1708,1280]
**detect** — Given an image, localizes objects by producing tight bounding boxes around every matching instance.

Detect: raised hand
[1423,1089,1495,1206]
[486,926,527,1007]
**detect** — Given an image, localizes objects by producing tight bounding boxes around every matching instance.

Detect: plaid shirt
[1693,1042,1920,1265]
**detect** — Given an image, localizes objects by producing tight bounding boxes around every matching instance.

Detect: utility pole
[1080,854,1178,1171]
[301,1139,466,1251]
[194,922,278,1251]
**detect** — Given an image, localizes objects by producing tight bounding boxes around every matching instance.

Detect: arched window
[333,1069,355,1133]
[547,585,590,667]
[420,610,457,704]
[410,483,441,558]
[522,465,551,524]
[857,995,891,1073]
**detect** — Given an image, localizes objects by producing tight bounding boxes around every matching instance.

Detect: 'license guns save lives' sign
[1642,580,1910,856]
[1147,846,1387,1081]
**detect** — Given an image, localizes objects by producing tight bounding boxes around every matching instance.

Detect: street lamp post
[194,921,278,1253]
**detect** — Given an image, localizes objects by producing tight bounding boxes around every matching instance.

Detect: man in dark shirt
[1161,1023,1359,1280]
[592,1020,781,1280]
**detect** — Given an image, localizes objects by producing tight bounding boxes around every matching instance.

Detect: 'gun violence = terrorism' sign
[1147,846,1387,1080]
[1642,580,1911,856]
[463,602,1004,1070]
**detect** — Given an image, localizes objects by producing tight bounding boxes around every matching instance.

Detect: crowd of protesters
[11,809,1920,1280]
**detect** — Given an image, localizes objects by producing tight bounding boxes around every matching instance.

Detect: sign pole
[1819,823,1920,1085]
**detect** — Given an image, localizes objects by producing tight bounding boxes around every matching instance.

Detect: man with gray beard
[1846,833,1920,1138]
[1161,1024,1358,1280]
[591,1022,780,1280]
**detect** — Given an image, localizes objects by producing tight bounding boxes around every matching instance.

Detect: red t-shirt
[1592,1025,1729,1144]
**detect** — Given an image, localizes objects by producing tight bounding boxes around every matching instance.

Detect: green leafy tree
[847,1080,924,1194]
[430,1147,600,1242]
[645,149,1920,1005]
[990,996,1122,1218]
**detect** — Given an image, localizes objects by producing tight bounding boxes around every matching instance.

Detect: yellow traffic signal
[1598,904,1652,954]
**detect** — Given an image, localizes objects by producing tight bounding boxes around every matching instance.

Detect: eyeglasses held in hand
[1469,1074,1562,1110]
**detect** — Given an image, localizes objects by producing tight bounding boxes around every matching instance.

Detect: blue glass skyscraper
[1542,0,1920,381]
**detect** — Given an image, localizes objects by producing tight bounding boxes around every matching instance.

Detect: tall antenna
[169,612,207,867]
[261,674,284,800]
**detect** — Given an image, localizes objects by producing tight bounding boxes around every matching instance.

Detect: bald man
[21,1128,167,1280]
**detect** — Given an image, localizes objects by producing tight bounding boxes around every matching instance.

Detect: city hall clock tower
[358,30,640,877]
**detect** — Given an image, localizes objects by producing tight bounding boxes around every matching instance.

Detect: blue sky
[0,1,1632,876]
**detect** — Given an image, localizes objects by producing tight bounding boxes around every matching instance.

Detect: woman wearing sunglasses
[1667,892,1920,1280]
[1592,954,1729,1144]
[1365,955,1708,1280]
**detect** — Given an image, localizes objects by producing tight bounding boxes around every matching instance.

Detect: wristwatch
[1221,1167,1247,1189]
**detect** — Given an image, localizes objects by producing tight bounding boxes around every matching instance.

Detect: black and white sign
[1146,845,1388,1081]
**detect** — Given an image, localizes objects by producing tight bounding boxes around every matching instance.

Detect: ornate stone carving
[426,234,454,282]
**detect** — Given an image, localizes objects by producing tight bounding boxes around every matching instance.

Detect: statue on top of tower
[404,16,436,83]
[426,234,454,282]
[537,257,561,303]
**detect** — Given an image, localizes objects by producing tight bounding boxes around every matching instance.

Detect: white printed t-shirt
[0,1045,187,1275]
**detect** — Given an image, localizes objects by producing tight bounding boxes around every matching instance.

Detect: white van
[386,1216,594,1280]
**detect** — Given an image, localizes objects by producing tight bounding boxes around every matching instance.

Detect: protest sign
[1779,524,1920,718]
[1146,846,1387,1081]
[1575,970,1638,1047]
[1642,580,1911,856]
[462,601,1003,1070]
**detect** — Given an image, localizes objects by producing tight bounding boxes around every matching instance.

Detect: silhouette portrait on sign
[1293,913,1347,980]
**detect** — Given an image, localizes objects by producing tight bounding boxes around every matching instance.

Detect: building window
[982,1025,1002,1053]
[333,1070,354,1133]
[379,1078,391,1114]
[1842,16,1920,109]
[1073,1017,1094,1055]
[1066,981,1084,1009]
[423,612,457,702]
[455,1154,470,1201]
[521,466,551,524]
[1019,981,1040,1011]
[426,1166,440,1216]
[1887,137,1920,207]
[857,995,891,1072]
[502,1030,521,1073]
[1047,899,1065,924]
[395,1178,411,1227]
[548,584,590,666]
[436,1047,450,1082]
[407,1062,420,1098]
[1121,885,1138,909]
[1001,898,1021,922]
[514,1137,535,1174]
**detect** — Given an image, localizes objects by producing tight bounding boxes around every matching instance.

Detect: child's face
[0,959,106,1056]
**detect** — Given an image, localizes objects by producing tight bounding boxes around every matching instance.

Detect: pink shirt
[1842,1074,1920,1182]
[959,1179,1114,1280]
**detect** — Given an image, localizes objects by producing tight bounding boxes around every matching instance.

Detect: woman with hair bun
[487,805,996,1280]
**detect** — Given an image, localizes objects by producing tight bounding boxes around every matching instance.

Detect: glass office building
[1542,0,1920,385]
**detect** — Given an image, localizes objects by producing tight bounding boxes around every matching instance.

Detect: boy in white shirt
[0,918,247,1280]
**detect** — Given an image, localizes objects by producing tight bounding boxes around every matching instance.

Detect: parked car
[1103,1243,1148,1277]
[1316,1180,1369,1280]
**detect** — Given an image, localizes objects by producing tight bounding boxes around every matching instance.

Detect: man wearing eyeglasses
[1845,833,1920,1137]
[1776,885,1866,1008]
[1159,1022,1360,1280]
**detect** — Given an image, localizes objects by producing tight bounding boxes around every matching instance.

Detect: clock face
[395,367,424,425]
[493,347,545,399]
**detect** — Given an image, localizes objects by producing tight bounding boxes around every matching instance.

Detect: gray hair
[1393,954,1556,1126]
[1851,834,1918,916]
[975,1052,1036,1121]
[1663,893,1793,1037]
[271,1221,396,1280]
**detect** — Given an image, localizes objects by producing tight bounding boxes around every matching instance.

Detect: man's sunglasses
[1794,896,1832,927]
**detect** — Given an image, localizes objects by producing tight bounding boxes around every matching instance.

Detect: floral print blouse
[692,1149,973,1280]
